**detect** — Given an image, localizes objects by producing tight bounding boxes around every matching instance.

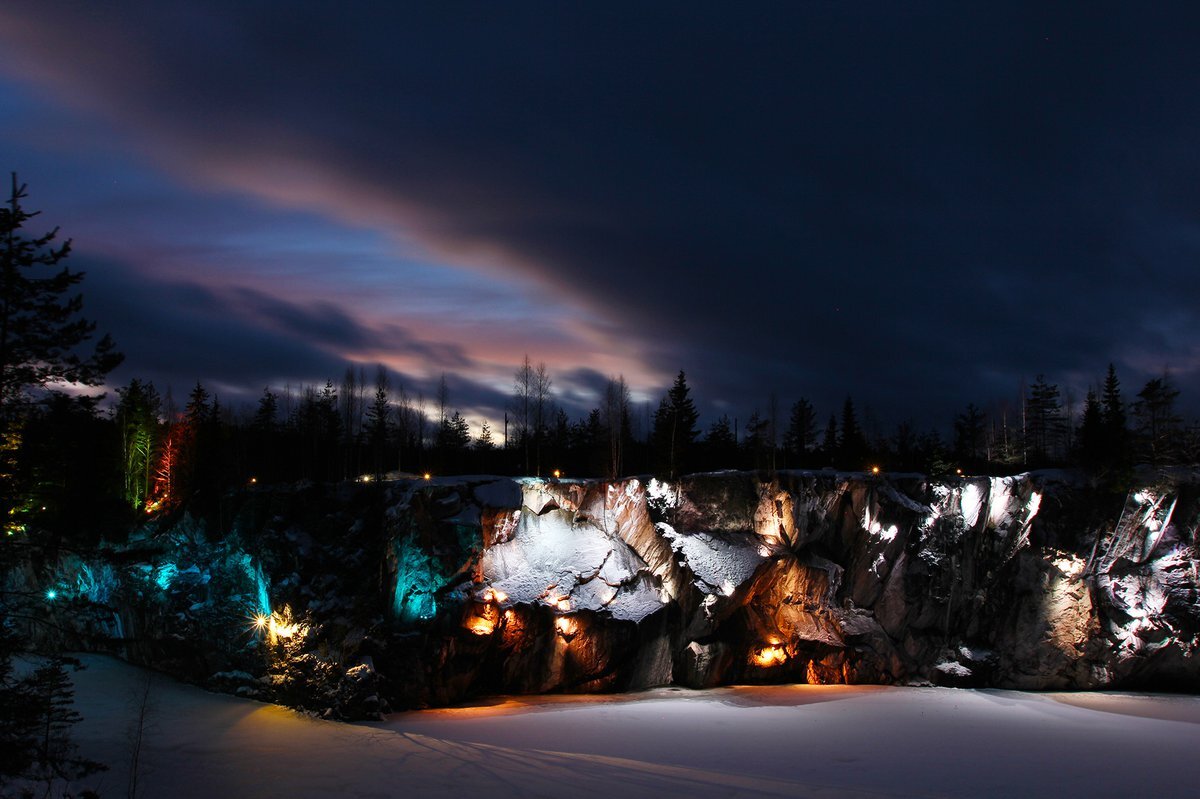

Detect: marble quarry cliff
[14,471,1200,716]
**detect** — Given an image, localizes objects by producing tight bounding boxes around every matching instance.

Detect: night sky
[3,3,1200,435]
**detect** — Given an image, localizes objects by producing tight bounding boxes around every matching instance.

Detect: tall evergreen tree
[952,403,987,465]
[1024,375,1065,464]
[0,175,122,520]
[821,414,839,464]
[1133,375,1181,466]
[1099,363,1130,469]
[783,398,817,464]
[476,419,495,450]
[365,366,391,479]
[1076,388,1104,470]
[838,396,866,468]
[743,411,770,470]
[702,414,736,469]
[650,370,699,478]
[0,174,121,422]
[115,379,161,510]
[26,657,105,792]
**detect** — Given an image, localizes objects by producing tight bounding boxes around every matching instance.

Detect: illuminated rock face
[23,471,1200,715]
[387,472,1200,701]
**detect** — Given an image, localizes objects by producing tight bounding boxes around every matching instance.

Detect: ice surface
[51,654,1200,799]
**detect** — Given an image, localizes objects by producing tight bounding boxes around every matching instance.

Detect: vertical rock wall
[14,471,1200,715]
[402,471,1199,699]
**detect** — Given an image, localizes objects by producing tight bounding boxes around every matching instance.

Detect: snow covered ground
[53,655,1200,798]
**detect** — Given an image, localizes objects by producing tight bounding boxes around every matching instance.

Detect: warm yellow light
[272,619,300,639]
[752,644,787,667]
[249,477,257,484]
[555,616,578,637]
[466,616,496,635]
[260,606,305,643]
[555,597,571,612]
[423,473,431,480]
[492,589,507,603]
[871,465,881,475]
[553,469,561,479]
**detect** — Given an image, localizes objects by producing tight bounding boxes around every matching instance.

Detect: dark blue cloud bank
[2,3,1199,430]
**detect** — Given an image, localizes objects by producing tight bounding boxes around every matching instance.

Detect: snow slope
[55,655,1200,798]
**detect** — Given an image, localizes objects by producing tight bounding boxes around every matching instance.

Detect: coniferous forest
[2,175,1197,546]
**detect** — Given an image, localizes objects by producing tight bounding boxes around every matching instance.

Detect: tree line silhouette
[3,173,1199,544]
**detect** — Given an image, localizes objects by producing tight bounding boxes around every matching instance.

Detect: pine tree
[821,414,838,464]
[1100,363,1131,470]
[1076,388,1104,470]
[703,414,735,469]
[476,419,495,450]
[0,175,122,519]
[1133,375,1181,466]
[365,367,391,479]
[0,174,121,421]
[0,622,38,779]
[650,370,699,478]
[838,396,865,469]
[1025,375,1065,464]
[742,411,773,470]
[783,398,816,464]
[26,657,105,792]
[115,379,161,510]
[252,388,278,432]
[952,403,986,465]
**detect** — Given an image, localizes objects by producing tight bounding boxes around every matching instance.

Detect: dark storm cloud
[82,258,489,410]
[83,258,353,391]
[226,288,474,369]
[5,3,1200,425]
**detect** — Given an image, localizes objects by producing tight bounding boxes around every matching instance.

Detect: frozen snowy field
[55,655,1200,798]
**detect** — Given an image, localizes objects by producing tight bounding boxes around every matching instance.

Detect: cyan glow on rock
[154,562,179,590]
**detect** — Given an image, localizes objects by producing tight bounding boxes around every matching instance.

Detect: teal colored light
[45,589,57,601]
[74,562,118,604]
[252,561,271,618]
[233,554,271,617]
[154,562,178,590]
[392,534,441,623]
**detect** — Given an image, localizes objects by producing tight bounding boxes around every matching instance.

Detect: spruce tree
[783,398,816,464]
[650,370,699,478]
[26,657,104,792]
[1093,364,1132,477]
[115,379,161,510]
[838,396,866,469]
[0,174,121,522]
[365,367,391,478]
[1024,375,1065,464]
[953,403,987,465]
[1133,375,1181,466]
[0,174,121,422]
[1076,388,1104,470]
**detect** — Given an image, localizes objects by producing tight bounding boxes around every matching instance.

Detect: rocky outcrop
[15,471,1200,715]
